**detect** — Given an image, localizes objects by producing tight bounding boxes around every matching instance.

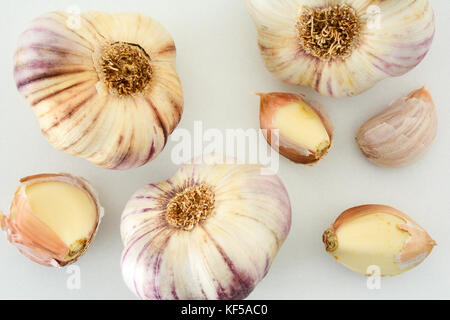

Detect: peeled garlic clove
[323,205,436,276]
[0,174,103,267]
[120,154,291,300]
[14,12,183,169]
[246,0,435,97]
[356,87,437,168]
[257,92,333,165]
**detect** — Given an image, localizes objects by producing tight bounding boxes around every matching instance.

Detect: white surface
[0,0,449,300]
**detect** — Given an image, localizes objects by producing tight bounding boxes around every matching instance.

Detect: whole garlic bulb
[356,87,437,168]
[0,174,103,267]
[323,205,436,276]
[246,0,435,97]
[120,155,291,300]
[14,12,183,169]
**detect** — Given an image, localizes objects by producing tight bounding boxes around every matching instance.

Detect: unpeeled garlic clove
[257,92,333,165]
[1,174,104,267]
[356,87,437,168]
[323,205,436,276]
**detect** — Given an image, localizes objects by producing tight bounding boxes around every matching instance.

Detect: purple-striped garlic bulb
[14,11,183,169]
[246,0,435,97]
[120,156,292,300]
[356,87,438,168]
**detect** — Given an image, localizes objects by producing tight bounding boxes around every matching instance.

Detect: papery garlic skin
[120,155,291,300]
[323,205,435,276]
[356,87,437,168]
[0,174,103,267]
[258,92,333,165]
[14,12,183,169]
[246,0,435,97]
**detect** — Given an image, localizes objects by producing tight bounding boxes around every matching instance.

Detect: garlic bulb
[14,11,183,169]
[0,174,103,267]
[323,205,436,276]
[258,92,333,164]
[120,155,291,300]
[356,87,437,168]
[246,0,435,97]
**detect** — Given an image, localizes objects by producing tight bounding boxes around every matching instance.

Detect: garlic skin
[0,174,103,267]
[14,12,183,169]
[323,205,436,276]
[356,87,437,168]
[258,92,333,165]
[120,155,291,300]
[246,0,435,97]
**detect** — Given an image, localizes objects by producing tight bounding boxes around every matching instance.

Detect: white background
[0,0,449,300]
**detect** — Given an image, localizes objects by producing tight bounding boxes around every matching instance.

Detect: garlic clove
[257,92,333,165]
[121,155,291,300]
[246,0,435,97]
[356,87,438,168]
[323,205,436,276]
[14,11,183,169]
[1,174,103,267]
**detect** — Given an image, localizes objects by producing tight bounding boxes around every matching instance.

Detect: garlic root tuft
[166,184,216,231]
[297,4,361,60]
[96,42,153,97]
